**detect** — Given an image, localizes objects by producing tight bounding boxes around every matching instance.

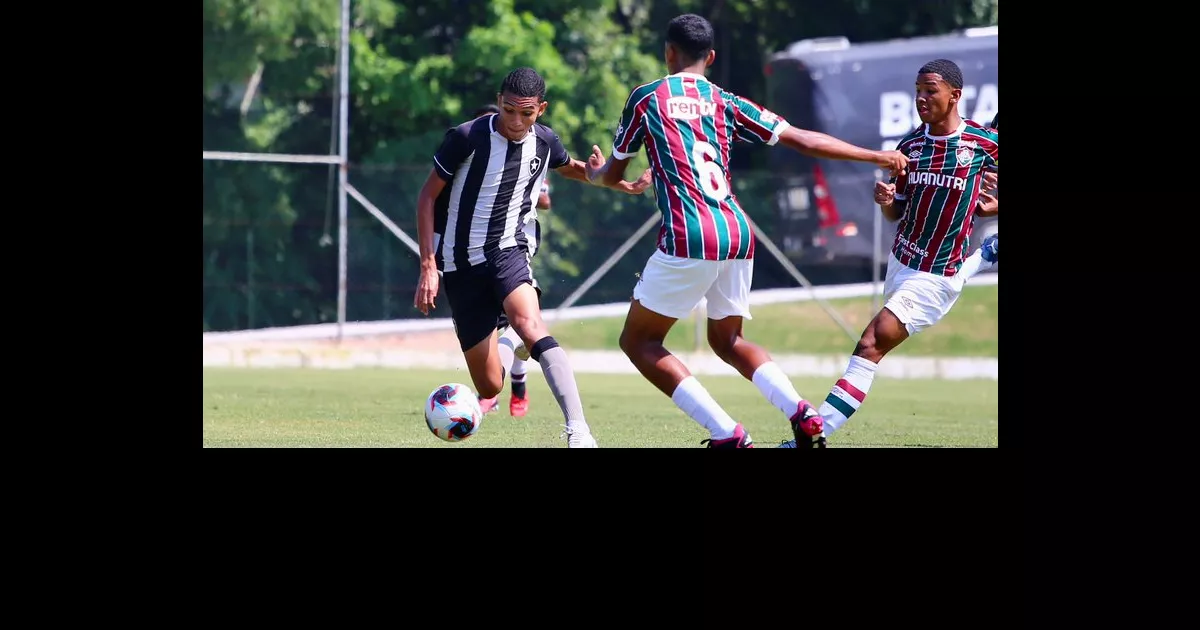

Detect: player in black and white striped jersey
[415,67,652,447]
[468,104,546,419]
[489,175,551,417]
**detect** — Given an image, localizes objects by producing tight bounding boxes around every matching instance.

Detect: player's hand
[585,145,606,183]
[414,264,439,315]
[982,170,998,193]
[874,180,896,206]
[975,190,998,217]
[873,150,908,177]
[630,168,653,194]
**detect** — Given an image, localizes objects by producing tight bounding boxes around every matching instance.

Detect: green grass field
[203,368,998,448]
[549,284,998,357]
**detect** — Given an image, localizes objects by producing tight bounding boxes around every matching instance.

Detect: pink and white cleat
[701,423,755,448]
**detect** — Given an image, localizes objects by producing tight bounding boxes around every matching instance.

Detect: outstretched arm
[543,123,648,195]
[555,157,595,183]
[592,84,653,190]
[779,127,907,175]
[779,127,882,162]
[726,93,906,175]
[561,145,651,194]
[585,147,633,189]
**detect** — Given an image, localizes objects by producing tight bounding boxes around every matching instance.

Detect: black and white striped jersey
[431,114,569,272]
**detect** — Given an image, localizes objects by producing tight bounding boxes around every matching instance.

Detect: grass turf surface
[204,367,997,448]
[548,284,998,357]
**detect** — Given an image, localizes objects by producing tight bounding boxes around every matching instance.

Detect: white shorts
[633,249,753,320]
[882,254,964,335]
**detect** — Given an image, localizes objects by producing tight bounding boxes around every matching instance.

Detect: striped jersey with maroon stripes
[891,120,999,276]
[611,72,790,261]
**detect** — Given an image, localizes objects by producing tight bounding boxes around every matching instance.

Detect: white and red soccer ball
[424,383,483,442]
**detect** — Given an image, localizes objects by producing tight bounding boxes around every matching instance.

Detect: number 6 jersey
[611,71,789,261]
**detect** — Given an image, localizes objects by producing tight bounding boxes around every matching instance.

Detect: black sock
[512,374,527,398]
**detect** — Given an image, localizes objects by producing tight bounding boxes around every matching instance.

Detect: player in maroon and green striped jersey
[798,59,998,448]
[958,111,999,281]
[584,13,908,449]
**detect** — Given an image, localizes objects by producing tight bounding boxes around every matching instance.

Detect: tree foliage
[203,0,996,331]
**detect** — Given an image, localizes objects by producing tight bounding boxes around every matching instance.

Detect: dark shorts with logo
[496,221,542,333]
[444,245,537,351]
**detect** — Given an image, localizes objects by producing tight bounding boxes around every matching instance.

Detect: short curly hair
[499,67,546,102]
[667,14,714,63]
[917,59,963,89]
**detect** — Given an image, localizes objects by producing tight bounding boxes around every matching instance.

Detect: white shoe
[562,425,599,448]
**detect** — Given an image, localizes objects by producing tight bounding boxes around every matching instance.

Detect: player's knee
[509,312,546,346]
[706,327,737,360]
[852,338,877,361]
[619,325,653,358]
[855,315,902,362]
[618,327,636,357]
[854,320,882,356]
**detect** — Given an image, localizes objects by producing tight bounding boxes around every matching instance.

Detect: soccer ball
[424,383,484,442]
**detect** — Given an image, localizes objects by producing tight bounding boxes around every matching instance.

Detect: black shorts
[495,282,541,332]
[444,246,536,351]
[496,220,542,331]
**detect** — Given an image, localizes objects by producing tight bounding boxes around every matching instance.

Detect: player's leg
[507,219,540,417]
[798,259,909,446]
[704,257,823,440]
[508,355,529,415]
[462,330,506,399]
[956,248,987,282]
[494,248,595,447]
[957,233,998,282]
[478,315,519,415]
[497,324,530,416]
[802,307,906,445]
[621,250,750,448]
[813,256,963,444]
[443,267,507,399]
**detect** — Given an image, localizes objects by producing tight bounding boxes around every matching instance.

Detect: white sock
[495,330,517,390]
[818,355,878,435]
[510,357,527,378]
[499,326,524,360]
[671,376,739,439]
[510,356,527,397]
[958,249,993,282]
[751,361,805,419]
